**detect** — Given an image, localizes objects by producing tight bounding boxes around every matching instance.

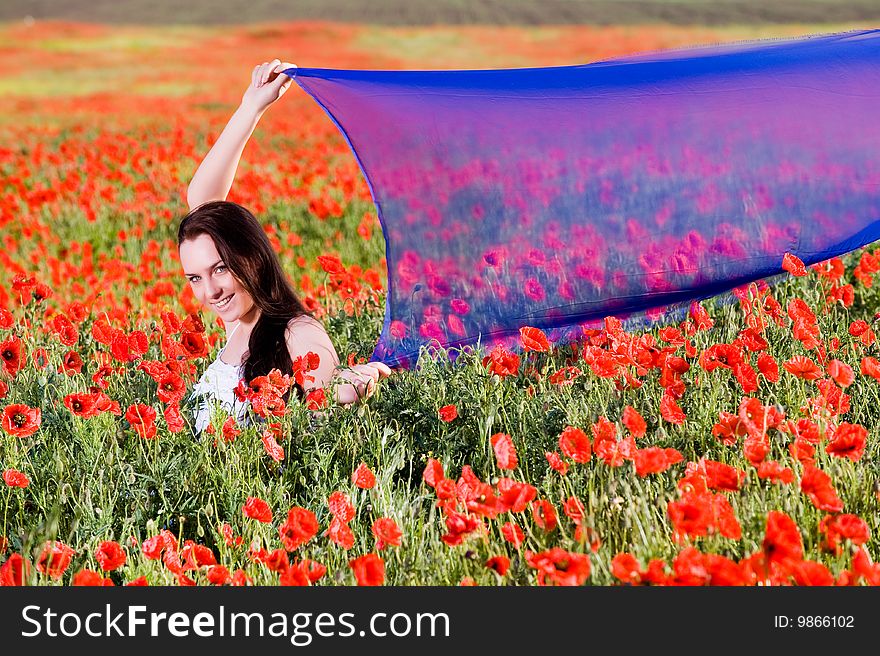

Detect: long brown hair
[178,200,310,389]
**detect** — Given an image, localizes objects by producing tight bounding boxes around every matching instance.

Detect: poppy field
[0,19,879,586]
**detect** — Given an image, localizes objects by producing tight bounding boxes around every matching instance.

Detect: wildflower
[501,522,525,548]
[72,569,113,586]
[526,548,590,586]
[36,541,75,580]
[800,466,844,512]
[490,433,518,470]
[558,426,591,463]
[545,451,569,475]
[278,507,319,551]
[825,423,867,462]
[519,326,549,352]
[422,458,444,488]
[242,497,273,523]
[372,518,402,549]
[438,404,458,422]
[0,336,25,377]
[621,406,647,438]
[352,462,376,489]
[633,447,683,476]
[485,555,510,576]
[124,403,157,439]
[95,541,126,572]
[349,553,385,586]
[3,469,29,488]
[2,403,41,438]
[763,511,804,568]
[782,252,808,276]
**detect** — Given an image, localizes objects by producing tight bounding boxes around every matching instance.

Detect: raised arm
[187,59,296,211]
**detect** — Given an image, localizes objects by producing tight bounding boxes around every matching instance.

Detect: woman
[180,59,391,433]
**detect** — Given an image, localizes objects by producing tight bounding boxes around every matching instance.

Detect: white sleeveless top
[191,322,249,433]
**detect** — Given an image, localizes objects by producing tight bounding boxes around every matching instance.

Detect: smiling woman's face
[179,233,257,324]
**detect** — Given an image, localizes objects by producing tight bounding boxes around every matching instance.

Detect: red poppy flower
[125,403,157,439]
[819,514,870,554]
[72,569,113,586]
[440,509,483,546]
[563,496,585,525]
[242,497,273,523]
[756,353,779,382]
[695,459,746,492]
[782,252,808,276]
[279,507,319,550]
[660,393,686,425]
[826,359,854,388]
[164,403,185,433]
[438,404,458,422]
[485,555,510,576]
[490,432,518,470]
[352,462,376,489]
[825,423,867,462]
[634,447,683,476]
[179,331,208,359]
[2,403,41,438]
[519,326,549,352]
[482,344,520,377]
[59,350,84,375]
[501,521,525,548]
[621,406,647,438]
[372,517,402,549]
[763,511,804,567]
[0,553,31,586]
[548,365,581,386]
[278,562,310,586]
[558,426,591,463]
[125,575,149,587]
[328,491,355,523]
[783,355,823,380]
[349,553,385,586]
[206,565,231,586]
[3,469,29,488]
[64,393,100,419]
[800,466,844,512]
[0,336,25,377]
[422,458,444,488]
[689,301,715,330]
[611,553,643,584]
[0,307,13,330]
[36,540,75,580]
[545,451,569,475]
[157,373,186,404]
[526,548,591,586]
[261,428,285,462]
[756,461,795,484]
[95,541,126,572]
[494,478,536,514]
[531,499,558,532]
[0,380,7,400]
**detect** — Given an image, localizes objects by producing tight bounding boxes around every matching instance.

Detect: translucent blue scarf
[289,29,880,367]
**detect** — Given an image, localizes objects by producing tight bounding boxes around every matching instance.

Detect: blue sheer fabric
[288,29,880,368]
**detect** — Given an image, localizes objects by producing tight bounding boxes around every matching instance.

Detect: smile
[214,294,234,308]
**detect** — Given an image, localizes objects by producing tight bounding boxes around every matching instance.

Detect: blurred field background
[4,0,880,25]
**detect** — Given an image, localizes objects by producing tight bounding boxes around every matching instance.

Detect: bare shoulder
[285,314,328,337]
[284,314,338,364]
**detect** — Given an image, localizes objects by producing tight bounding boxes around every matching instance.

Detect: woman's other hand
[333,362,393,405]
[241,59,296,114]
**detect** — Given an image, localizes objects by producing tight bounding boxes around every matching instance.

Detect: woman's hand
[241,59,296,114]
[333,362,393,405]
